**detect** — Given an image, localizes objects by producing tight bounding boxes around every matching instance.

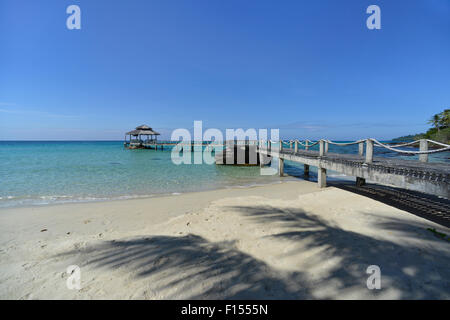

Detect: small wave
[0,191,191,209]
[225,180,283,189]
[39,195,72,200]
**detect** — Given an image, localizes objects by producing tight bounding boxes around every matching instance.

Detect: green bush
[430,127,450,143]
[393,109,449,144]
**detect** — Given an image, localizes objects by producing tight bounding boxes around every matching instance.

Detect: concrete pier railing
[258,138,450,198]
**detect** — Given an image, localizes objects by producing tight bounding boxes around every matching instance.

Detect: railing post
[365,139,373,163]
[358,142,364,156]
[319,140,325,156]
[290,141,293,150]
[325,141,329,153]
[305,140,309,151]
[294,140,298,153]
[419,139,428,163]
[279,140,283,152]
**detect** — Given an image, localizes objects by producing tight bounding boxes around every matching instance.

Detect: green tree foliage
[427,114,442,131]
[393,109,449,144]
[441,109,450,128]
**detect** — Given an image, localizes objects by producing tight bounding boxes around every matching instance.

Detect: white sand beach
[0,181,449,300]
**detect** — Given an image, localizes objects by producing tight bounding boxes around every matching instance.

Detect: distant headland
[393,109,450,144]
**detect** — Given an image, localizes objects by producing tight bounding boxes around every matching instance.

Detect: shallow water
[0,141,448,208]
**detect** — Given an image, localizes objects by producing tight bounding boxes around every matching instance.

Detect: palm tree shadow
[228,204,450,299]
[58,234,310,299]
[57,205,449,299]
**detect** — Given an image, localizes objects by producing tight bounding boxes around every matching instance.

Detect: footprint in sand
[74,242,87,250]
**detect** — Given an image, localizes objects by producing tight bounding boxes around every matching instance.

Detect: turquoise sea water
[0,141,448,208]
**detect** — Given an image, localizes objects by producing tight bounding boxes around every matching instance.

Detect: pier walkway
[258,139,450,199]
[126,138,449,199]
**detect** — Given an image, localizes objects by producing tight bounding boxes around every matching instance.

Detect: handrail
[387,141,420,148]
[386,139,450,148]
[325,139,365,146]
[258,138,450,164]
[426,139,450,148]
[371,139,450,154]
[277,138,450,155]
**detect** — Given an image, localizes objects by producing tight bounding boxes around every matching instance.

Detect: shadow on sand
[329,181,450,228]
[58,204,450,299]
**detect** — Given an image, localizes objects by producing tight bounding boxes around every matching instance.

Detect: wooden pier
[258,139,450,199]
[123,126,449,198]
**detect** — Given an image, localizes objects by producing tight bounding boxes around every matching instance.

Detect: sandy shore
[0,181,449,299]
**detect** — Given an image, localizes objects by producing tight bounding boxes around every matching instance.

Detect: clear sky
[1,0,449,140]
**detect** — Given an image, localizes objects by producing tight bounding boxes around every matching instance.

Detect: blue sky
[1,0,449,140]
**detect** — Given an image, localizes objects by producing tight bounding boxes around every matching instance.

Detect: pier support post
[318,167,326,188]
[278,157,284,176]
[358,142,364,156]
[304,164,310,177]
[259,148,264,168]
[365,139,373,163]
[419,139,428,163]
[278,140,284,176]
[294,140,298,153]
[356,177,366,187]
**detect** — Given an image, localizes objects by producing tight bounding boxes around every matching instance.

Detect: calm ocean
[1,141,448,208]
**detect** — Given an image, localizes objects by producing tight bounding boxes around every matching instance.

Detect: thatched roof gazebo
[124,125,160,149]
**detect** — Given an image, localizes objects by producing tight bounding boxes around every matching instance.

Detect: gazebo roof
[136,125,151,130]
[126,125,160,136]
